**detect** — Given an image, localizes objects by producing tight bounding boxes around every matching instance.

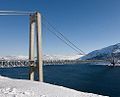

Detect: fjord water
[0,64,120,97]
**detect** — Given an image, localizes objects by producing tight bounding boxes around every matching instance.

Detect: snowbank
[0,76,108,97]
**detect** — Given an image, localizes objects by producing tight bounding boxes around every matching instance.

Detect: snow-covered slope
[0,55,83,61]
[0,56,28,61]
[81,43,120,60]
[0,76,108,97]
[43,54,83,61]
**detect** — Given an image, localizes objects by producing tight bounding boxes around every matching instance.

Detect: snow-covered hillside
[0,54,83,61]
[81,43,120,60]
[43,54,83,61]
[0,56,28,61]
[0,76,108,97]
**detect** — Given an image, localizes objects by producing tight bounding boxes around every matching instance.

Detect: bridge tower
[0,11,43,82]
[29,12,43,82]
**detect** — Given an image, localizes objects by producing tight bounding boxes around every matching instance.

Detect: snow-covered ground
[0,76,108,97]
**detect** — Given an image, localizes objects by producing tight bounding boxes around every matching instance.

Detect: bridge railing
[0,59,108,68]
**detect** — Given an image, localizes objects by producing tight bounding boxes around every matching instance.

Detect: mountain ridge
[0,54,83,61]
[81,43,120,60]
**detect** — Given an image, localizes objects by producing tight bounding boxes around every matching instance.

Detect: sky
[0,0,120,56]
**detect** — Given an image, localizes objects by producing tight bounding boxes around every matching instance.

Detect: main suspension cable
[42,22,83,55]
[42,16,85,55]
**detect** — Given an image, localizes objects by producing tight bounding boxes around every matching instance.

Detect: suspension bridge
[0,11,106,82]
[0,59,106,68]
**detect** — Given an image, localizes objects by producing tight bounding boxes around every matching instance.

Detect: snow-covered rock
[81,43,120,60]
[0,76,108,97]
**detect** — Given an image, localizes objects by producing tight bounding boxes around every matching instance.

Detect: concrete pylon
[35,12,43,82]
[29,12,43,82]
[29,14,35,81]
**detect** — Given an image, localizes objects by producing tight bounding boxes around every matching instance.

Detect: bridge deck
[0,60,107,68]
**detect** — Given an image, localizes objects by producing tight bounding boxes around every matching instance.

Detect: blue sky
[0,0,120,56]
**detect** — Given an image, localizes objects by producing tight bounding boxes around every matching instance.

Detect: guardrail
[0,60,107,68]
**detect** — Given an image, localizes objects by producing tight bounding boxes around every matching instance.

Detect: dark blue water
[0,64,120,97]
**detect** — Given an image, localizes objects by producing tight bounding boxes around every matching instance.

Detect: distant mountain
[81,43,120,60]
[0,55,83,61]
[43,55,83,61]
[0,56,28,61]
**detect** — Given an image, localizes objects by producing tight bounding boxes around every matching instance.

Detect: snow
[113,49,120,53]
[43,54,83,61]
[81,43,120,60]
[0,54,83,61]
[0,56,28,61]
[0,76,108,97]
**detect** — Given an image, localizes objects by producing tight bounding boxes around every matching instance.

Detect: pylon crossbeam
[0,10,43,82]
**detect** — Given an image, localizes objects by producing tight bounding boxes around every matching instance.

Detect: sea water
[0,63,120,97]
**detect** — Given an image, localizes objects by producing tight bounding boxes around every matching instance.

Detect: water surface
[0,64,120,97]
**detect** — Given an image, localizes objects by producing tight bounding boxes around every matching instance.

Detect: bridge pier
[29,14,35,81]
[29,12,43,82]
[36,12,43,82]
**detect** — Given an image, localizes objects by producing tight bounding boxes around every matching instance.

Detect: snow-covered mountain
[43,54,83,61]
[81,43,120,60]
[0,56,28,61]
[0,54,83,61]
